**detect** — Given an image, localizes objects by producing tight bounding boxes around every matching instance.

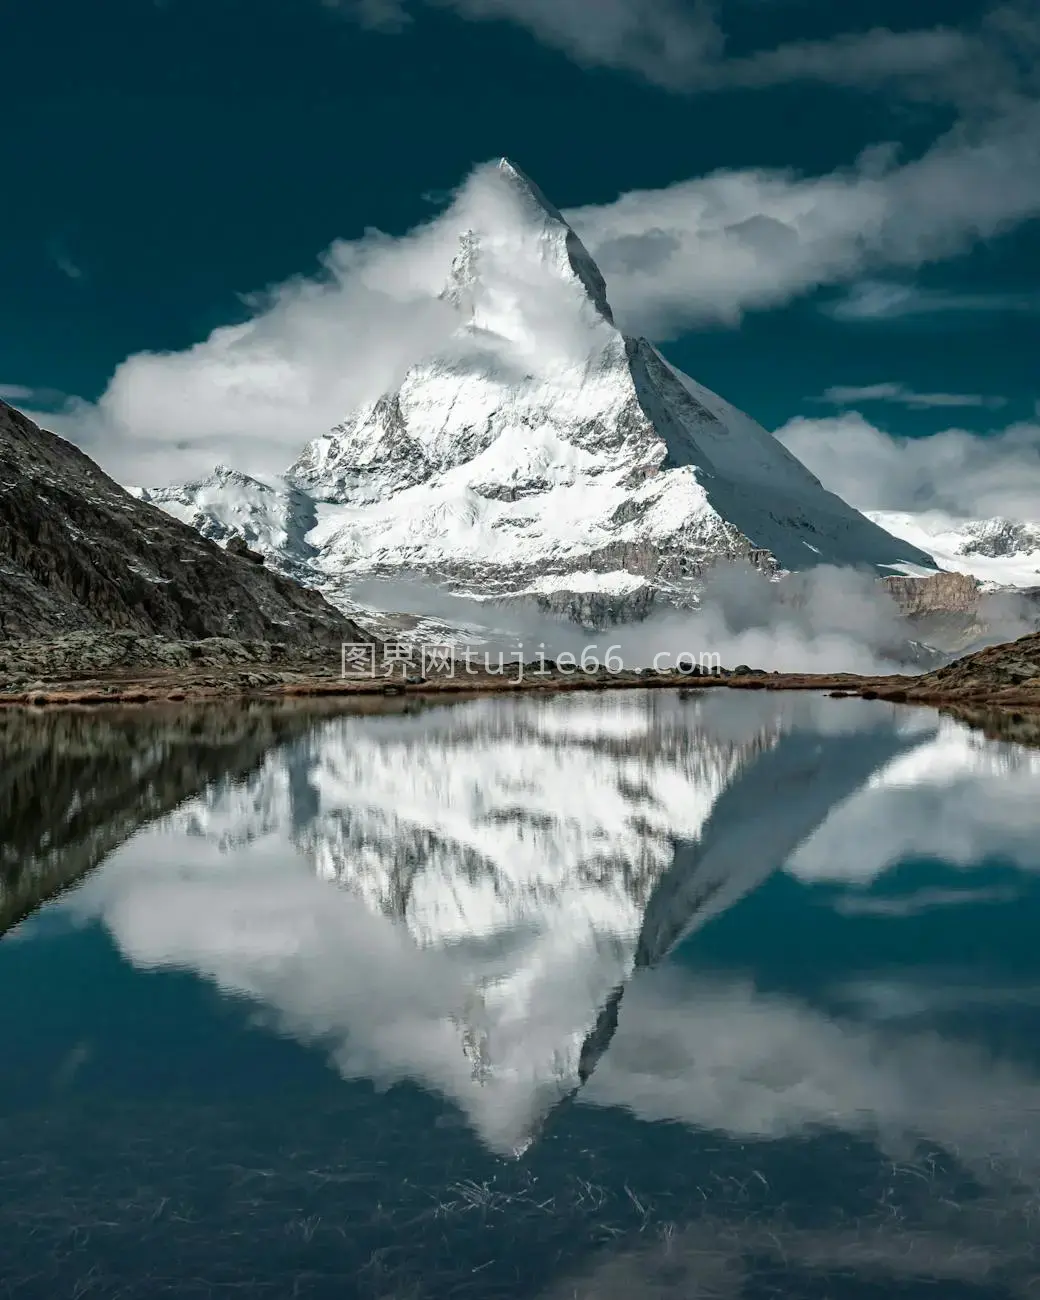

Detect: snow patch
[867,510,1040,589]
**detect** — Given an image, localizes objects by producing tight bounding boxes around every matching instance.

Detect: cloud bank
[817,383,1008,411]
[349,556,1040,676]
[821,279,1040,320]
[776,411,1040,518]
[334,0,1038,111]
[568,103,1040,336]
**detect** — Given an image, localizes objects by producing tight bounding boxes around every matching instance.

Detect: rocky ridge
[0,401,370,645]
[880,570,1040,656]
[913,629,1040,698]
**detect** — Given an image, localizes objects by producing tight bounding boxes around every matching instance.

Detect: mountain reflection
[17,688,1029,1159]
[6,690,1040,1300]
[575,717,930,1094]
[0,702,328,937]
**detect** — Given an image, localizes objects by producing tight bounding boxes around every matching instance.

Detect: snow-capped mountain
[866,510,1040,590]
[129,466,320,584]
[136,159,936,625]
[149,690,926,1154]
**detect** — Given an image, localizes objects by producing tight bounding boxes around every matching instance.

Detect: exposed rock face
[528,583,660,627]
[0,402,369,644]
[881,570,1040,657]
[960,518,1040,560]
[225,535,266,565]
[882,570,981,616]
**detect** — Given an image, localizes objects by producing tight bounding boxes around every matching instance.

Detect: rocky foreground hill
[909,629,1040,701]
[0,401,371,644]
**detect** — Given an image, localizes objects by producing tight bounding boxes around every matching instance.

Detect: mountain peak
[439,158,616,329]
[211,463,268,489]
[495,157,567,225]
[145,159,940,616]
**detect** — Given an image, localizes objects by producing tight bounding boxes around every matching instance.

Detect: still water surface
[2,690,1040,1298]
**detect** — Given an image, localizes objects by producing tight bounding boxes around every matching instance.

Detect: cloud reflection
[57,691,1040,1160]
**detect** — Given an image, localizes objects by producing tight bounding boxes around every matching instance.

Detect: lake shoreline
[2,661,1039,731]
[3,624,1038,755]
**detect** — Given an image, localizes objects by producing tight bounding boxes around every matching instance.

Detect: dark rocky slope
[913,628,1040,698]
[0,401,369,643]
[0,702,330,937]
[882,570,1040,655]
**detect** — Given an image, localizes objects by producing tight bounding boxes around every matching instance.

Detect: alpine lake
[2,688,1039,1299]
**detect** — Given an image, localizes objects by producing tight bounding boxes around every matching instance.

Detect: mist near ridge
[351,561,1040,675]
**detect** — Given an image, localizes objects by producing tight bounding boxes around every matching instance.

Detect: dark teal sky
[2,0,1038,474]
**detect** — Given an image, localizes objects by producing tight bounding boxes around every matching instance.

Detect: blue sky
[2,0,1038,510]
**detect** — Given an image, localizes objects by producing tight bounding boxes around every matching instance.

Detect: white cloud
[18,104,1040,484]
[817,382,1007,410]
[776,410,1040,518]
[788,718,1040,884]
[28,160,623,483]
[32,212,469,484]
[0,382,68,407]
[823,279,1040,320]
[47,238,83,282]
[618,564,934,676]
[590,967,1040,1158]
[339,0,1033,109]
[566,103,1040,335]
[327,0,411,30]
[829,885,1023,916]
[437,0,725,90]
[53,253,82,281]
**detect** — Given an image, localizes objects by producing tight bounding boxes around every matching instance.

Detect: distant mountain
[137,159,936,625]
[0,402,368,643]
[130,465,321,585]
[867,510,1040,591]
